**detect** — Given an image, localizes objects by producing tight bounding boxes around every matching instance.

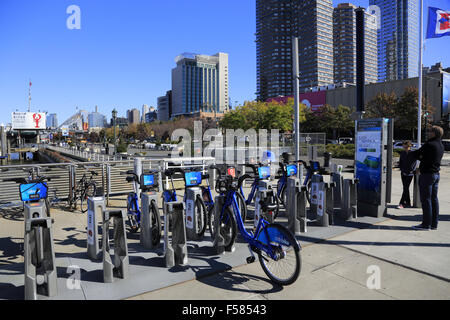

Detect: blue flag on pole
[427,7,450,39]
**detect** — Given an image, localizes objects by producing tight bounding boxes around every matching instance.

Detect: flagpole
[417,0,423,146]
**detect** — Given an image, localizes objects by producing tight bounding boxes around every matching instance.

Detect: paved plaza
[1,163,450,300]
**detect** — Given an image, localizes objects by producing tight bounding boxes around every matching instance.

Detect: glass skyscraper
[369,0,420,81]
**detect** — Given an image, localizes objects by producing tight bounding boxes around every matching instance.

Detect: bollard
[212,195,225,254]
[24,203,57,300]
[286,176,308,235]
[412,172,421,208]
[332,172,344,208]
[102,209,129,283]
[185,187,203,241]
[87,197,105,260]
[308,145,318,161]
[140,192,161,249]
[172,202,188,265]
[341,178,358,220]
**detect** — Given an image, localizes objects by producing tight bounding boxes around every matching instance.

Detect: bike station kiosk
[87,196,105,260]
[254,166,276,227]
[140,172,162,249]
[285,165,308,235]
[21,181,58,300]
[355,118,391,217]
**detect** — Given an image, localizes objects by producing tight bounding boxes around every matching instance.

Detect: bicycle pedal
[246,256,256,264]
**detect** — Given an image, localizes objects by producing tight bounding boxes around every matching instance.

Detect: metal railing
[45,145,122,162]
[0,156,216,208]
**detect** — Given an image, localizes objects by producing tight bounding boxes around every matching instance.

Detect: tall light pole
[417,0,423,146]
[292,37,300,164]
[112,108,117,155]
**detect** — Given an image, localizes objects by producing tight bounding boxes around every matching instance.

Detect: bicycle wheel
[305,180,312,205]
[271,193,280,220]
[209,206,237,251]
[195,197,207,238]
[150,202,161,246]
[127,194,139,233]
[235,192,247,223]
[257,223,301,286]
[81,183,97,213]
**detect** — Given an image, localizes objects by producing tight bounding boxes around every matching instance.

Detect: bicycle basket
[19,182,48,202]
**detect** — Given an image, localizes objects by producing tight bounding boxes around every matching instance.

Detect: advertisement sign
[266,91,327,112]
[317,190,324,217]
[11,112,47,130]
[355,119,383,206]
[185,199,194,229]
[87,208,94,246]
[443,73,450,116]
[311,182,319,205]
[61,127,69,137]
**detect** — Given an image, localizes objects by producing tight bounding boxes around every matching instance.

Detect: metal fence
[45,145,122,162]
[0,157,216,208]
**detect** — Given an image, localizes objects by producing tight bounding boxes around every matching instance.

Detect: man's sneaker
[413,224,430,230]
[396,205,404,209]
[431,226,437,230]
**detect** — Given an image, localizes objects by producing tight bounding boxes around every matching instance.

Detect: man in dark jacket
[410,126,444,230]
[397,141,417,208]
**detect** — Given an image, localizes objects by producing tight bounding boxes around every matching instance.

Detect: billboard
[443,73,450,117]
[61,127,69,137]
[11,112,47,130]
[266,91,327,112]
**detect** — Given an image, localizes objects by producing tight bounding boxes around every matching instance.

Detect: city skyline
[0,0,449,125]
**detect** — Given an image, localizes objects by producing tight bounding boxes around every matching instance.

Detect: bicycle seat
[126,176,135,183]
[90,171,98,176]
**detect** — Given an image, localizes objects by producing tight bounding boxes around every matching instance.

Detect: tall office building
[127,108,140,124]
[369,0,420,81]
[333,3,378,85]
[46,113,58,129]
[141,104,149,123]
[171,52,229,117]
[256,0,334,101]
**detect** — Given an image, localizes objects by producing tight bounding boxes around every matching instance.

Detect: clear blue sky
[0,0,448,125]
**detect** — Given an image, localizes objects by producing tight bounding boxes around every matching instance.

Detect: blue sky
[0,0,449,125]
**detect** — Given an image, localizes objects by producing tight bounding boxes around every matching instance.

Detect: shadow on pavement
[0,237,24,266]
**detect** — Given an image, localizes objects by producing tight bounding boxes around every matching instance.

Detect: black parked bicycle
[68,170,97,213]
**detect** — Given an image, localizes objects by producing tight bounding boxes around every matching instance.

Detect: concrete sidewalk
[1,165,449,300]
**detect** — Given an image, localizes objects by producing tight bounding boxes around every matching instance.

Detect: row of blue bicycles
[122,152,323,285]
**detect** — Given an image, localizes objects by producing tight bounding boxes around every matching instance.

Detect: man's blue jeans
[419,173,440,228]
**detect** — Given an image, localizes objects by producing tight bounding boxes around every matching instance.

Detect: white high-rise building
[141,104,149,123]
[172,52,229,117]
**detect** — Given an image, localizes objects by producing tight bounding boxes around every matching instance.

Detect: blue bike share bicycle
[122,170,162,246]
[211,166,301,286]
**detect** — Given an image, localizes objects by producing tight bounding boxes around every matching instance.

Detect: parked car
[338,137,353,145]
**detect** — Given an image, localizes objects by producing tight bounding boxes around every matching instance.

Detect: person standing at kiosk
[410,126,444,230]
[397,141,417,209]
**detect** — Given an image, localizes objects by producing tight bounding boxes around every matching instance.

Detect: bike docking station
[140,172,162,250]
[355,118,393,218]
[184,171,204,241]
[254,166,276,226]
[22,181,57,300]
[286,173,308,235]
[163,201,188,267]
[87,195,105,260]
[102,209,130,283]
[212,194,235,254]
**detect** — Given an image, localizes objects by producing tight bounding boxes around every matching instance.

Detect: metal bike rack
[212,195,226,254]
[87,196,105,260]
[24,203,57,300]
[254,180,275,226]
[140,191,161,249]
[184,187,204,241]
[332,171,344,208]
[102,209,129,283]
[341,178,359,220]
[309,174,323,219]
[163,201,188,267]
[316,181,336,227]
[286,176,308,235]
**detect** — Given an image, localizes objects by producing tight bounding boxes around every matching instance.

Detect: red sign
[32,113,42,128]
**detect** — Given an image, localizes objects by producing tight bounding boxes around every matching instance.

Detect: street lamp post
[112,109,117,155]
